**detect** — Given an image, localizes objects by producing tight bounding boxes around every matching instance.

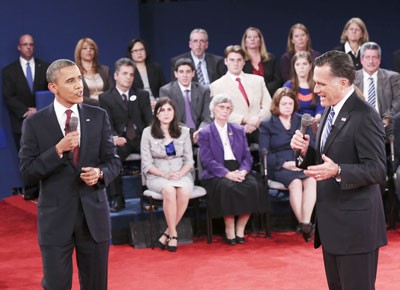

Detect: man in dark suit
[19,59,121,290]
[170,28,226,86]
[291,50,387,290]
[2,34,49,199]
[99,58,153,212]
[160,58,211,143]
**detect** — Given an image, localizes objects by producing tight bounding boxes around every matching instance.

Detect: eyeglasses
[131,48,145,53]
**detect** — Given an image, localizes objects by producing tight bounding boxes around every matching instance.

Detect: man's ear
[48,82,57,94]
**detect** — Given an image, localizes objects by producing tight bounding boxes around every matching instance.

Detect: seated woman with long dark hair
[198,93,267,245]
[140,97,194,252]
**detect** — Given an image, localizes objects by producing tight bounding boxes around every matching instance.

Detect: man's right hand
[290,129,310,157]
[113,136,127,147]
[55,132,80,155]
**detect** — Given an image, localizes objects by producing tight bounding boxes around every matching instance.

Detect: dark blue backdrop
[1,0,400,198]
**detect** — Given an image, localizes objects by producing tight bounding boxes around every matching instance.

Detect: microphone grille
[301,113,313,126]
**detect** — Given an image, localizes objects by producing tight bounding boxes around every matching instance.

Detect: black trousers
[322,248,379,290]
[40,200,109,290]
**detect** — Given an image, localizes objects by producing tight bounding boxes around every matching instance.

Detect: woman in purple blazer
[198,93,267,245]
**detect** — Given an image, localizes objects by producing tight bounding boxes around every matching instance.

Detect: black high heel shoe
[155,232,169,250]
[167,236,178,252]
[301,223,314,243]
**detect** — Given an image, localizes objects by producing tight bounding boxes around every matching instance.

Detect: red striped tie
[236,77,250,106]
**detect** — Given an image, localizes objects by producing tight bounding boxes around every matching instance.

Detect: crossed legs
[288,177,316,224]
[160,186,190,247]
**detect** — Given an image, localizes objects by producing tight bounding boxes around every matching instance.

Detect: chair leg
[149,198,155,249]
[265,190,272,238]
[206,208,213,244]
[193,198,200,236]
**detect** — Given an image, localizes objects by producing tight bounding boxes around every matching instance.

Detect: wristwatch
[335,165,341,182]
[98,168,104,180]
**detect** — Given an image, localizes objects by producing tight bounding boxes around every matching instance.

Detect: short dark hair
[174,58,195,71]
[47,59,76,83]
[127,38,149,61]
[151,97,181,139]
[224,45,246,59]
[270,87,299,116]
[314,50,355,84]
[114,57,136,73]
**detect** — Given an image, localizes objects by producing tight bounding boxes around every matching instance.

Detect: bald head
[18,34,35,60]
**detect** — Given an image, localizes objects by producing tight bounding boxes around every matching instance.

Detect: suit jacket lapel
[210,122,224,151]
[322,94,356,153]
[377,69,385,114]
[111,87,128,112]
[172,82,186,121]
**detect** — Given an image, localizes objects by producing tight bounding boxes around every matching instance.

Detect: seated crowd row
[2,18,400,251]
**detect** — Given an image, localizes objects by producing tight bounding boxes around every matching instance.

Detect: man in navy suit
[2,34,49,199]
[170,28,226,86]
[99,58,153,212]
[19,59,121,290]
[291,51,387,290]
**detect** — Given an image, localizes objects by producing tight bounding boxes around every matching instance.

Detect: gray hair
[209,93,233,119]
[46,59,76,83]
[360,41,381,58]
[189,28,208,42]
[114,57,136,73]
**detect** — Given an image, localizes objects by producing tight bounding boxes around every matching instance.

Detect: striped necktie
[196,61,205,85]
[367,77,376,108]
[320,107,335,152]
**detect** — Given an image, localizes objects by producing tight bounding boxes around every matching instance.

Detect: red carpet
[0,195,399,290]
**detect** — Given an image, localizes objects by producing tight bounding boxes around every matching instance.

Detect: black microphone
[294,114,312,159]
[388,134,395,163]
[262,149,268,177]
[68,116,79,160]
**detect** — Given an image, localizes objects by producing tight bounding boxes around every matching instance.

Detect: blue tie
[26,62,34,93]
[320,107,335,152]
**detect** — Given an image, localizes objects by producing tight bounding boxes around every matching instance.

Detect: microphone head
[388,134,395,143]
[69,116,79,132]
[301,113,313,127]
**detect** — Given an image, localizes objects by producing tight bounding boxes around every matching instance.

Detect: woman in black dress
[198,94,267,245]
[259,87,316,242]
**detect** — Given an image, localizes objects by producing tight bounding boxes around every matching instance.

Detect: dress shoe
[295,223,303,234]
[301,223,314,243]
[235,236,245,244]
[167,236,178,252]
[110,195,125,212]
[224,236,236,245]
[155,232,169,250]
[23,191,39,200]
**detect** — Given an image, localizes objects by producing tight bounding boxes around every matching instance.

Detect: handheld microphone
[262,149,268,177]
[294,114,312,159]
[388,134,395,163]
[68,116,79,160]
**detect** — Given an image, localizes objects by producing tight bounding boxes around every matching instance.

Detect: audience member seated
[392,49,400,74]
[170,28,226,86]
[160,58,211,144]
[99,58,153,212]
[210,45,272,145]
[127,38,165,110]
[198,93,267,245]
[259,87,316,242]
[140,97,194,252]
[283,51,323,130]
[74,37,113,105]
[334,17,370,71]
[241,26,282,96]
[280,23,321,82]
[2,34,49,200]
[354,42,400,127]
